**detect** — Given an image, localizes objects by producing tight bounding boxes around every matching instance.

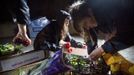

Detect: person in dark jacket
[1,0,31,45]
[70,0,134,60]
[34,10,83,58]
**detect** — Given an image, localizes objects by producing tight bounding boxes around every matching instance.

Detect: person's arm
[89,31,134,60]
[64,33,84,48]
[13,0,31,46]
[101,33,134,54]
[13,24,31,45]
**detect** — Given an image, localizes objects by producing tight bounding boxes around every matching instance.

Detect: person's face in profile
[78,16,97,38]
[78,17,97,31]
[61,18,70,40]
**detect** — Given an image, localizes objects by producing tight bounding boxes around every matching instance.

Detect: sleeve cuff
[101,41,129,54]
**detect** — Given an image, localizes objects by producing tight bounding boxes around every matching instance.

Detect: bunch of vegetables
[14,38,30,46]
[65,54,109,75]
[66,55,91,74]
[0,43,22,55]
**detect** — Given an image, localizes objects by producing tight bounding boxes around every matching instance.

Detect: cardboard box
[64,47,88,57]
[0,50,46,72]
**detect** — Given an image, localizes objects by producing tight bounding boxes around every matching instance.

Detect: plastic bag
[28,50,72,75]
[28,17,50,38]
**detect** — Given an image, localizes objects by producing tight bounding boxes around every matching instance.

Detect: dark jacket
[34,21,83,51]
[34,21,61,51]
[0,0,30,24]
[87,0,134,53]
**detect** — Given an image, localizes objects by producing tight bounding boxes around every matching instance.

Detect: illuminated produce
[65,54,109,75]
[0,43,22,56]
